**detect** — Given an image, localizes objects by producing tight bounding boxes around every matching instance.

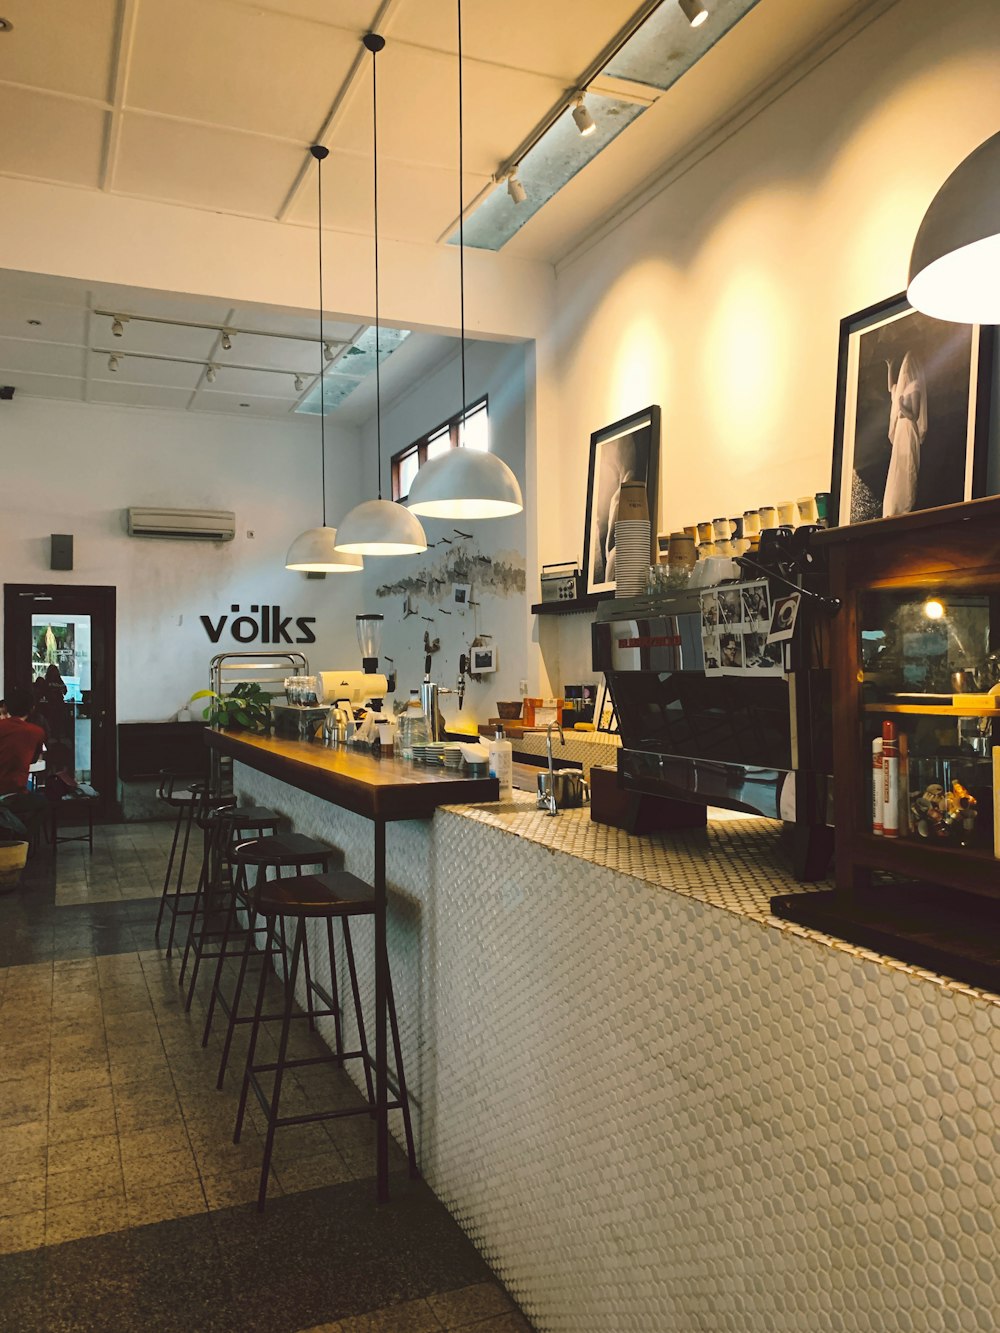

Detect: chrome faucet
[544,719,565,817]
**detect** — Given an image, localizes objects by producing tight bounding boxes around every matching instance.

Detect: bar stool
[232,868,417,1211]
[205,832,334,1077]
[178,803,282,1008]
[154,774,206,956]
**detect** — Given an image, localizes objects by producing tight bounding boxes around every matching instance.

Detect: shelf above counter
[530,593,613,616]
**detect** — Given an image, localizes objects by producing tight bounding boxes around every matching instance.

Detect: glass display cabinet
[772,496,1000,990]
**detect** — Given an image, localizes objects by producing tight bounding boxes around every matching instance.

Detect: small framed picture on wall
[830,293,994,526]
[471,645,496,674]
[582,405,660,596]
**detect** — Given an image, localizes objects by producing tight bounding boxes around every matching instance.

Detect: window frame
[390,396,489,503]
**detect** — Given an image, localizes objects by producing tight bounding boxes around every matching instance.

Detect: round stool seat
[163,782,206,808]
[231,832,332,867]
[255,869,373,919]
[227,805,282,827]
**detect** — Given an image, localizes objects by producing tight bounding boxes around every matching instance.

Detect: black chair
[232,868,417,1211]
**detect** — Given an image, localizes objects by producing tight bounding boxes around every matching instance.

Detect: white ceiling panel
[287,153,489,242]
[0,336,85,377]
[88,381,195,411]
[92,313,219,360]
[199,366,302,397]
[226,0,380,27]
[0,298,87,347]
[0,271,91,303]
[0,373,85,402]
[329,44,565,176]
[114,114,303,217]
[389,0,638,81]
[189,390,297,417]
[224,332,323,372]
[0,88,107,188]
[128,0,359,141]
[88,350,202,390]
[0,0,119,102]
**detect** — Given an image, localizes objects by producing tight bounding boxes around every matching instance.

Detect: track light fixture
[678,0,709,27]
[323,342,335,363]
[110,317,127,337]
[507,169,527,205]
[294,374,305,391]
[206,364,217,384]
[107,354,120,373]
[572,94,596,137]
[220,331,233,351]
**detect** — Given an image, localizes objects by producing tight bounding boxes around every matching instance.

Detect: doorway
[4,584,118,818]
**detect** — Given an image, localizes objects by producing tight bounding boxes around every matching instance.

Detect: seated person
[0,686,48,846]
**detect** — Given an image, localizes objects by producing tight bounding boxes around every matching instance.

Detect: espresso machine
[591,532,836,880]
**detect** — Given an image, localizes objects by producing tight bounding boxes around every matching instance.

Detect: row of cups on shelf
[660,493,830,566]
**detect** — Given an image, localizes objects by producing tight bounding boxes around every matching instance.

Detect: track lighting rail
[93,309,351,351]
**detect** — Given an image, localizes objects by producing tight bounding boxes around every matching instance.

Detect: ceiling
[0,267,458,422]
[0,0,886,417]
[0,0,878,258]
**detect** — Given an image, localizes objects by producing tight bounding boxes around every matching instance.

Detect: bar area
[2,1,1000,1330]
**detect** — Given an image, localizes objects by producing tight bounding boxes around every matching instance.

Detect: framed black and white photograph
[831,293,994,526]
[453,583,471,608]
[471,646,496,674]
[582,405,660,596]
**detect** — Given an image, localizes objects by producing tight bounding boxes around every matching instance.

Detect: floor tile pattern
[0,822,533,1333]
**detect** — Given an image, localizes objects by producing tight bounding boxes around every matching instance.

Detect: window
[391,398,489,502]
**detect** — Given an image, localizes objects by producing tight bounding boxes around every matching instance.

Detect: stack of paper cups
[614,482,652,598]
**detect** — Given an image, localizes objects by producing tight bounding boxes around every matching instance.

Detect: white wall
[353,338,528,733]
[0,395,365,720]
[531,0,1000,686]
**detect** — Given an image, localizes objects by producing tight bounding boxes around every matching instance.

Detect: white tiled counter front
[235,764,1000,1333]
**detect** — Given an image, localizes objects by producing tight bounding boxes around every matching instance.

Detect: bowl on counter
[496,701,522,720]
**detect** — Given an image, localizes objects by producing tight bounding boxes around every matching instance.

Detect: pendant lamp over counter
[405,0,523,523]
[285,144,363,573]
[907,129,1000,325]
[335,34,427,558]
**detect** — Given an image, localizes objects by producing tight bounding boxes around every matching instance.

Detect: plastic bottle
[400,690,430,760]
[872,737,884,835]
[882,721,899,838]
[488,724,513,798]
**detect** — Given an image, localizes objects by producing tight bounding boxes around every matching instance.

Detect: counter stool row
[154,774,416,1211]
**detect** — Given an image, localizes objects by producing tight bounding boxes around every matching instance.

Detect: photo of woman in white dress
[835,298,985,527]
[882,349,928,517]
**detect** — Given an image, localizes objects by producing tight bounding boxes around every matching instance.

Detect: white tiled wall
[235,764,1000,1333]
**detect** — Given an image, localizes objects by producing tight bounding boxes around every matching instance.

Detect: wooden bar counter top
[206,729,499,821]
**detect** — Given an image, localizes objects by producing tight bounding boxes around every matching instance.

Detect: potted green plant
[190,681,272,733]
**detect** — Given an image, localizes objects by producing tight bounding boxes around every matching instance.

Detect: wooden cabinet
[772,497,1000,990]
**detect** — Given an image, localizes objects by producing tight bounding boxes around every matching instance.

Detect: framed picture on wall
[582,405,661,596]
[830,293,994,527]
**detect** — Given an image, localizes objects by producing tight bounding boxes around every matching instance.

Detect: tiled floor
[0,821,534,1333]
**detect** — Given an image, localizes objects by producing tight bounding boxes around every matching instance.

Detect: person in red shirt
[0,685,48,844]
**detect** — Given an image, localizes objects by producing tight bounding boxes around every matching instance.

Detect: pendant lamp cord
[372,42,383,500]
[311,143,330,528]
[317,152,329,525]
[458,0,467,431]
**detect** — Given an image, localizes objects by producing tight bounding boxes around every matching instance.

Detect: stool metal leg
[255,918,303,1212]
[202,857,245,1047]
[164,799,196,958]
[154,804,184,942]
[324,918,344,1063]
[216,905,258,1090]
[233,917,276,1144]
[342,921,375,1107]
[386,961,418,1177]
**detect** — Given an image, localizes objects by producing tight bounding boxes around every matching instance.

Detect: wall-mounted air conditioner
[126,507,236,542]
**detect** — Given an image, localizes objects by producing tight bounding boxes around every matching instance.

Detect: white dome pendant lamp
[907,130,1000,325]
[285,144,363,573]
[335,34,427,557]
[405,0,523,523]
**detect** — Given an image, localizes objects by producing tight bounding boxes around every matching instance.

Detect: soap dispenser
[488,724,513,798]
